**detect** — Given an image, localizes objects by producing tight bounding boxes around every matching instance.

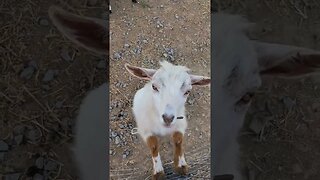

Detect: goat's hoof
[152,171,166,180]
[174,165,188,176]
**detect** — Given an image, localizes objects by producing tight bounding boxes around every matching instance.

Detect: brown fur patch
[152,171,166,180]
[147,136,159,157]
[172,131,183,167]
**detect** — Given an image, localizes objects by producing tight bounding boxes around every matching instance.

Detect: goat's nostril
[162,114,174,124]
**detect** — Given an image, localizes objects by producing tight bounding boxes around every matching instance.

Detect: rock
[134,47,142,54]
[0,152,5,161]
[14,135,23,145]
[38,17,49,26]
[20,66,35,79]
[60,48,72,62]
[111,131,117,138]
[0,140,9,151]
[55,101,63,109]
[122,150,130,158]
[25,129,41,143]
[42,70,57,82]
[44,160,58,171]
[124,44,130,48]
[33,173,44,180]
[115,136,120,145]
[35,157,44,169]
[28,60,38,69]
[282,96,296,110]
[4,173,21,180]
[114,52,122,59]
[13,125,26,135]
[156,20,164,28]
[97,60,106,69]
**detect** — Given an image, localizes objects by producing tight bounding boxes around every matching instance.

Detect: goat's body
[73,83,108,180]
[133,82,187,141]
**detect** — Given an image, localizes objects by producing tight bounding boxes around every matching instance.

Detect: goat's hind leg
[147,135,165,180]
[172,131,188,175]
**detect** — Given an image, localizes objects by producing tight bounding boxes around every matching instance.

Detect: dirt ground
[109,0,210,179]
[214,0,320,179]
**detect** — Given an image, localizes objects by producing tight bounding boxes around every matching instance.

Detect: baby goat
[213,12,320,180]
[125,61,210,179]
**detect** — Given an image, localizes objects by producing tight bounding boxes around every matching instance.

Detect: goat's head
[213,12,320,173]
[48,5,108,56]
[125,61,210,127]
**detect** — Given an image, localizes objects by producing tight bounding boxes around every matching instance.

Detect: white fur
[131,61,190,141]
[73,83,108,180]
[178,155,187,167]
[152,154,164,174]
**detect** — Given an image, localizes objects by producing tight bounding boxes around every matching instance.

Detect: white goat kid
[48,6,108,180]
[213,13,320,180]
[125,61,210,179]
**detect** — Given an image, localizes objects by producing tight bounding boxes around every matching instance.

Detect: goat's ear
[253,41,320,78]
[124,63,157,80]
[48,6,108,55]
[190,75,211,86]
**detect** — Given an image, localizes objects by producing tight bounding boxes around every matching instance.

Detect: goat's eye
[237,92,255,105]
[184,90,190,96]
[152,84,159,92]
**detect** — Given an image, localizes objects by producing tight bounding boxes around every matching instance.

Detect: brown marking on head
[147,136,159,157]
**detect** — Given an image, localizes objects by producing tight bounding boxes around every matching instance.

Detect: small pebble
[5,173,21,180]
[0,140,9,151]
[14,135,23,145]
[44,160,58,171]
[0,152,5,161]
[20,66,35,80]
[33,174,44,180]
[60,48,72,62]
[42,70,57,82]
[115,136,120,145]
[35,157,44,169]
[38,17,49,26]
[114,52,122,59]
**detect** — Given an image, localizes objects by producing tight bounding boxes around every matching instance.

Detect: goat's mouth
[163,123,172,128]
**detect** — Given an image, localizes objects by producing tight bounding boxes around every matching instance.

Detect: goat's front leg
[172,131,188,175]
[147,135,165,180]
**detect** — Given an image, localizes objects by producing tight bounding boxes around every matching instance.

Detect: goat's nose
[162,114,175,124]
